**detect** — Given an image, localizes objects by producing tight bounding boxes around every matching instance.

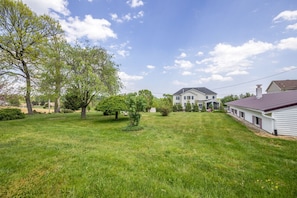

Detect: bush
[62,109,74,113]
[185,101,192,112]
[0,108,25,121]
[159,107,171,116]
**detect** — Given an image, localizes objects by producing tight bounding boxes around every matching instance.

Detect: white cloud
[22,0,70,16]
[117,50,130,57]
[172,80,188,86]
[60,15,117,42]
[178,52,187,58]
[273,10,297,22]
[163,65,176,70]
[110,13,123,23]
[226,70,248,76]
[280,66,297,71]
[110,11,144,23]
[118,71,143,81]
[277,37,297,50]
[126,0,144,8]
[196,51,204,56]
[287,23,297,30]
[88,0,93,2]
[200,40,274,75]
[182,71,194,76]
[110,41,131,58]
[23,0,116,42]
[174,60,193,70]
[197,74,233,84]
[134,11,144,19]
[147,65,155,69]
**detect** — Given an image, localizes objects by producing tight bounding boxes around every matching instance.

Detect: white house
[226,85,297,137]
[173,87,219,110]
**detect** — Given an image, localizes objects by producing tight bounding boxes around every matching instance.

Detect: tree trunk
[115,111,119,120]
[54,68,61,113]
[48,98,51,113]
[25,75,33,115]
[54,96,61,113]
[81,106,87,119]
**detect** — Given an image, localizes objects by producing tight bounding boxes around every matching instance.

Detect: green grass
[0,112,296,197]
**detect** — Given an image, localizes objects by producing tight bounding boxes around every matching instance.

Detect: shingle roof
[173,87,217,95]
[266,80,297,92]
[226,90,297,112]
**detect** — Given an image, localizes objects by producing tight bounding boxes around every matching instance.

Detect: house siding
[173,89,207,108]
[266,82,281,93]
[229,106,274,134]
[273,106,297,136]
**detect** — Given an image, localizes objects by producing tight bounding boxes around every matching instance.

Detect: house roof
[266,80,297,92]
[226,90,297,112]
[173,87,217,95]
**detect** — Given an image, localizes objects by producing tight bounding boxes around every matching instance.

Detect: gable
[266,82,281,93]
[266,80,297,92]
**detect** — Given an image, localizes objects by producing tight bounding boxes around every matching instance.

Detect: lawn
[0,112,296,197]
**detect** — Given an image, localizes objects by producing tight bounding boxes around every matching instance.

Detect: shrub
[185,101,192,112]
[173,104,178,112]
[62,109,74,113]
[159,107,171,116]
[201,103,206,112]
[193,103,199,112]
[0,108,25,121]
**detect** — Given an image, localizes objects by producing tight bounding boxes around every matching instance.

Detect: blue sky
[23,0,297,97]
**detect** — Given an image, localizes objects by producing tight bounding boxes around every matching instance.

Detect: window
[192,96,194,100]
[239,111,245,119]
[253,116,262,128]
[187,96,191,100]
[212,96,215,99]
[184,96,186,100]
[176,96,180,100]
[206,96,208,99]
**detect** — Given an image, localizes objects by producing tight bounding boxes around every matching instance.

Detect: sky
[22,0,297,98]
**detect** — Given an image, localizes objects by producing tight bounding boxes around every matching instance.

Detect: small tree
[95,95,127,120]
[177,103,183,112]
[158,97,172,116]
[193,103,199,112]
[185,101,192,112]
[63,91,81,111]
[201,102,206,112]
[173,104,178,112]
[125,94,146,129]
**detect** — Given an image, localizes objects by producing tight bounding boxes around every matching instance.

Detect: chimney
[256,84,262,99]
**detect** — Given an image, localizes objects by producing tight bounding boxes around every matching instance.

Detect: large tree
[0,0,62,114]
[67,43,121,119]
[39,36,69,113]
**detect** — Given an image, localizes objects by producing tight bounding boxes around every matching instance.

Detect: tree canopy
[95,95,127,119]
[66,43,121,119]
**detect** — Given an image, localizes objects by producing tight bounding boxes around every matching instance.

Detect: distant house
[173,87,220,110]
[266,80,297,93]
[227,85,297,137]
